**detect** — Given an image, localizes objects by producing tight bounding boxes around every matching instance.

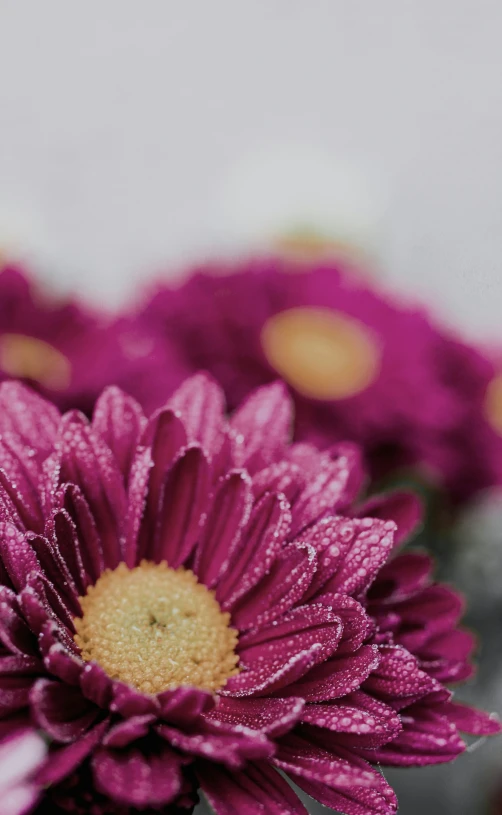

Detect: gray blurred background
[0,2,501,813]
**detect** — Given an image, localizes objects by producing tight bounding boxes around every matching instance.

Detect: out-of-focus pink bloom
[0,264,187,415]
[0,721,46,815]
[0,376,497,814]
[142,257,502,505]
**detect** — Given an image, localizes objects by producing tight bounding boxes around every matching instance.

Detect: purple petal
[36,718,109,786]
[224,645,324,698]
[314,593,372,654]
[229,543,317,631]
[147,445,211,567]
[47,509,89,593]
[0,524,39,592]
[363,646,435,708]
[57,413,127,569]
[0,438,44,531]
[30,678,99,743]
[208,696,304,737]
[110,683,160,718]
[92,386,146,479]
[252,461,306,504]
[0,586,37,656]
[28,534,80,614]
[301,691,402,748]
[292,776,397,815]
[79,663,113,709]
[309,517,396,600]
[238,604,342,667]
[92,743,186,807]
[217,492,291,608]
[289,452,356,537]
[194,470,252,588]
[230,382,293,474]
[439,700,501,735]
[283,645,381,703]
[0,655,41,717]
[38,623,82,686]
[0,382,59,455]
[103,715,156,748]
[157,686,215,725]
[158,718,273,768]
[198,761,309,814]
[355,490,423,546]
[168,373,226,456]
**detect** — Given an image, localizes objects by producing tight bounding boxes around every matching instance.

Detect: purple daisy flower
[0,263,187,416]
[0,375,498,814]
[141,257,502,505]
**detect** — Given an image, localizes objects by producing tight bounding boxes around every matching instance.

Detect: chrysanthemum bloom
[0,376,498,814]
[0,263,187,415]
[142,258,502,505]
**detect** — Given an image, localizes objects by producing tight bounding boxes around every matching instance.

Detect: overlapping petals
[0,376,497,814]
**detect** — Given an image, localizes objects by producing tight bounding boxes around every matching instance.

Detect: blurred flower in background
[0,723,46,815]
[0,262,187,415]
[209,145,388,273]
[139,257,502,515]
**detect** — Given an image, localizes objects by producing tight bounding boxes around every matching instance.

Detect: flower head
[0,375,498,814]
[142,257,502,505]
[0,263,187,416]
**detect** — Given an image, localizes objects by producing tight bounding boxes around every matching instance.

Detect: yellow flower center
[74,561,239,695]
[0,333,71,390]
[274,227,355,262]
[484,372,502,436]
[261,307,380,400]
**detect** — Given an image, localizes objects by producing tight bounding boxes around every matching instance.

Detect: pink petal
[36,718,109,786]
[58,494,101,586]
[312,518,396,599]
[355,490,423,546]
[79,663,113,709]
[92,386,146,479]
[168,373,226,456]
[293,776,397,815]
[0,382,60,455]
[30,678,99,743]
[198,761,309,815]
[230,382,293,474]
[283,645,380,703]
[158,718,273,768]
[0,523,39,592]
[47,509,89,593]
[148,444,211,567]
[92,743,187,807]
[194,470,253,588]
[229,543,317,631]
[157,686,215,725]
[103,715,156,748]
[289,451,356,536]
[0,655,41,717]
[238,604,342,667]
[224,645,324,698]
[314,593,372,654]
[208,696,304,737]
[217,492,291,608]
[301,691,401,748]
[439,700,501,735]
[0,586,37,656]
[57,413,128,569]
[363,646,435,709]
[252,461,306,504]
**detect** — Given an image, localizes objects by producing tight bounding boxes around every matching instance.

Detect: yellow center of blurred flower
[261,307,380,400]
[74,561,239,695]
[275,227,352,261]
[0,333,71,390]
[484,373,502,435]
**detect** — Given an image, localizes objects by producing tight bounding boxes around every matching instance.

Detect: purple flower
[0,264,187,416]
[142,257,502,505]
[0,376,498,814]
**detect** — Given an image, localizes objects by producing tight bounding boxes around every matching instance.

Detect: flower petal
[283,645,381,703]
[158,718,273,768]
[207,696,304,737]
[30,679,99,743]
[92,386,146,479]
[92,743,187,808]
[230,382,293,474]
[198,761,309,815]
